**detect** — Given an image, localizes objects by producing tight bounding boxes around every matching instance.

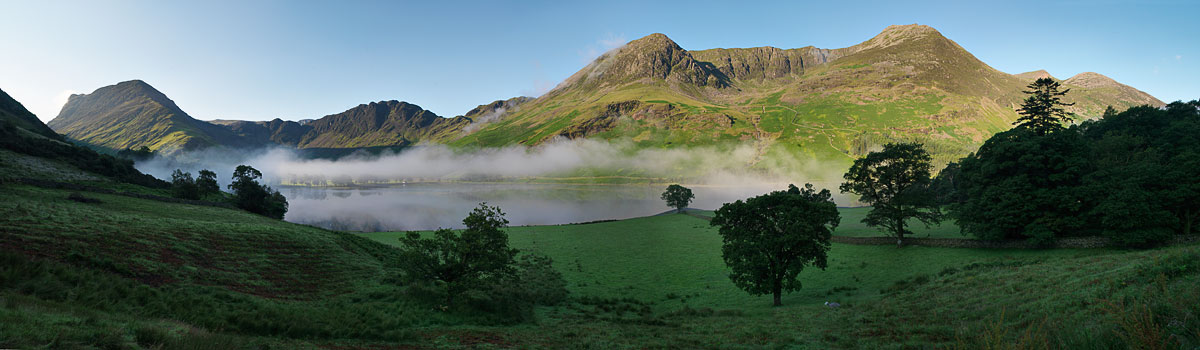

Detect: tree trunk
[772,280,782,306]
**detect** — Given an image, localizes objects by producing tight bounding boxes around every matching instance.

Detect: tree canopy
[228,165,288,219]
[396,203,568,317]
[196,169,220,197]
[840,143,942,247]
[947,100,1200,248]
[710,184,839,306]
[170,169,200,200]
[661,184,695,213]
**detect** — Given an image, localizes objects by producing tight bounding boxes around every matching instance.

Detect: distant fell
[456,24,1165,168]
[48,80,255,153]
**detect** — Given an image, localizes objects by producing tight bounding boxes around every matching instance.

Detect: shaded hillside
[47,80,255,153]
[0,86,165,187]
[212,98,536,149]
[211,118,312,147]
[0,88,59,139]
[299,100,469,148]
[455,24,1164,168]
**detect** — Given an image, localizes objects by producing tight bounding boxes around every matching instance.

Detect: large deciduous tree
[661,184,695,213]
[196,169,220,197]
[397,203,518,303]
[170,169,200,200]
[840,143,942,247]
[710,184,839,306]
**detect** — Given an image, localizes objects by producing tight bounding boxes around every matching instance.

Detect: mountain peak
[880,24,939,35]
[48,80,249,152]
[551,32,726,93]
[854,24,946,52]
[1064,72,1120,88]
[628,33,677,48]
[1015,69,1057,81]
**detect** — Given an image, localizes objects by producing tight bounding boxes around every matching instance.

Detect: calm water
[282,182,811,232]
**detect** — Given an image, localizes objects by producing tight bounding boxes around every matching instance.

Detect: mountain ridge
[45,25,1164,165]
[454,24,1163,167]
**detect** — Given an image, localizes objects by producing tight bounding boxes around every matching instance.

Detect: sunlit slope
[455,25,1163,166]
[47,80,256,153]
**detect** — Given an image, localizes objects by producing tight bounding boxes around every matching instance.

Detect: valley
[0,9,1195,349]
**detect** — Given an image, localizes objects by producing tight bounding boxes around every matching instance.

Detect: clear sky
[1,0,1196,123]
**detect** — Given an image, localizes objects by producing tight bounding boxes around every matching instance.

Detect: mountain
[47,80,254,153]
[211,118,311,147]
[1014,69,1056,81]
[0,86,166,186]
[454,24,1164,165]
[215,99,507,149]
[212,96,534,149]
[0,88,59,140]
[49,25,1162,165]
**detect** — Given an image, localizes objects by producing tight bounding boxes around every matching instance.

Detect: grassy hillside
[359,213,1198,349]
[2,172,1196,348]
[362,213,1100,309]
[455,25,1164,173]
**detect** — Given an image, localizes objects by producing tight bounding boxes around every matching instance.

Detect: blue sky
[1,0,1196,122]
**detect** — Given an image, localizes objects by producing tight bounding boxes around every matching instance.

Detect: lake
[282,182,833,232]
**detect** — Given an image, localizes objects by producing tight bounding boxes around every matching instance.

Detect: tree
[1014,77,1076,135]
[228,165,288,219]
[661,184,695,213]
[840,143,942,247]
[116,146,154,161]
[170,169,200,200]
[196,169,219,197]
[710,184,839,306]
[397,203,518,304]
[953,127,1091,245]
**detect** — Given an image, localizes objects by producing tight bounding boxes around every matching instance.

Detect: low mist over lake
[282,182,842,231]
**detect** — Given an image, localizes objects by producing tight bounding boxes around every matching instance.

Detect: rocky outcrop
[554,33,729,93]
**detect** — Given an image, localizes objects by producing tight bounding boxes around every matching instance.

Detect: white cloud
[1177,54,1183,61]
[578,33,628,64]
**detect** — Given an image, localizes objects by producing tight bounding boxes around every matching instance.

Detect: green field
[361,212,1103,311]
[2,176,1198,348]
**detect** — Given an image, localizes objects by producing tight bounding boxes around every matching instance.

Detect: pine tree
[1014,78,1075,135]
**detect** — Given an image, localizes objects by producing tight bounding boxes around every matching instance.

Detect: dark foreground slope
[0,90,475,348]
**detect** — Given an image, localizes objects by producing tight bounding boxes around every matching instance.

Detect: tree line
[659,80,1198,305]
[170,165,289,220]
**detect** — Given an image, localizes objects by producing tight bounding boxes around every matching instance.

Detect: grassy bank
[1,177,1196,349]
